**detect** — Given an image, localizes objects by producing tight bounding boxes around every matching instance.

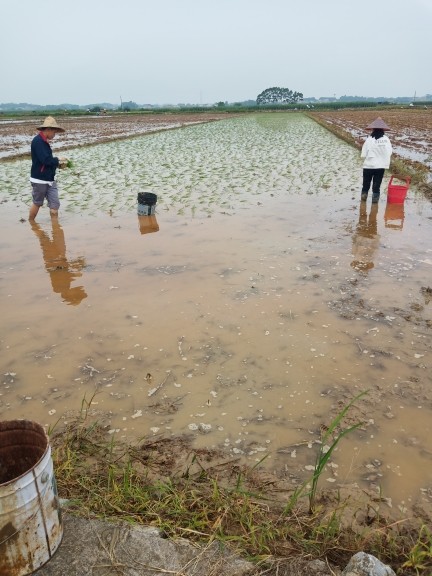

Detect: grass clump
[49,393,432,574]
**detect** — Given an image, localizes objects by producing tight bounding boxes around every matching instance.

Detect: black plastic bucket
[137,192,157,206]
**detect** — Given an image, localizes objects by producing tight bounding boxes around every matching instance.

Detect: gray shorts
[31,181,60,210]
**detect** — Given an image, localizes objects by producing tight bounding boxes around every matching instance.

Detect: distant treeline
[0,100,431,117]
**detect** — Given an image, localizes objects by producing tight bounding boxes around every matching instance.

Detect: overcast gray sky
[2,0,430,106]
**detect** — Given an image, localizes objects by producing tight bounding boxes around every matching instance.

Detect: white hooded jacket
[361,135,392,169]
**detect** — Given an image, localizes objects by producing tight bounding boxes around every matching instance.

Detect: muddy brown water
[0,113,431,513]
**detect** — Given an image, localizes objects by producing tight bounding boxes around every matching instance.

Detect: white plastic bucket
[0,420,63,575]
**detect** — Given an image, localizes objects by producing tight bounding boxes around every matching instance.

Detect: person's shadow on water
[30,219,87,305]
[351,203,380,274]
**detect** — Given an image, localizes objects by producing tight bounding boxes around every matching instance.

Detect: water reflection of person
[138,214,159,235]
[30,220,87,305]
[351,203,380,273]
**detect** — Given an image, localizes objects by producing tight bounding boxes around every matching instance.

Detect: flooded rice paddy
[1,113,431,513]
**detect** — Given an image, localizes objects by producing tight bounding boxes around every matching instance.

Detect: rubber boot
[372,193,380,204]
[361,192,368,201]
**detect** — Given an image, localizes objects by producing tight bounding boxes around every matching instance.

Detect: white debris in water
[199,423,212,433]
[150,427,160,434]
[188,423,199,430]
[210,390,217,397]
[127,355,134,360]
[109,286,119,290]
[414,354,424,358]
[131,410,142,418]
[291,450,297,458]
[48,409,56,415]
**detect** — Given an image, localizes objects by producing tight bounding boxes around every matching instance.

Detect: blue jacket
[31,133,59,181]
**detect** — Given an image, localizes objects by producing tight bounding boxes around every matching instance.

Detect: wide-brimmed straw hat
[366,117,391,131]
[37,116,65,132]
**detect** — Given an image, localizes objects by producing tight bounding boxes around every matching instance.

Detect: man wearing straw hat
[29,116,68,220]
[360,117,392,204]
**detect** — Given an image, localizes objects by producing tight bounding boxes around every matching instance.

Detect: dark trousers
[362,168,385,195]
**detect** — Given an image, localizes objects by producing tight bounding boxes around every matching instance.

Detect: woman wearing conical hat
[360,117,392,204]
[29,116,69,220]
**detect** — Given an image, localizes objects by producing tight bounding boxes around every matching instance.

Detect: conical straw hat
[37,116,65,132]
[366,117,391,131]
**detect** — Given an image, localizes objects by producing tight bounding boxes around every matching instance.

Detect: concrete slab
[34,514,254,576]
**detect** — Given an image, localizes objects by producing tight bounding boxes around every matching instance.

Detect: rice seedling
[284,391,367,515]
